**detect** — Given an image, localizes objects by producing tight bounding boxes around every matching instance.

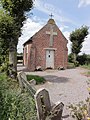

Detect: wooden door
[46,50,54,68]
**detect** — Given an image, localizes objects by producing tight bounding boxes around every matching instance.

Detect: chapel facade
[23,18,68,71]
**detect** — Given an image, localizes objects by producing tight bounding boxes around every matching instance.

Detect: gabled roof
[23,18,68,46]
[23,37,33,46]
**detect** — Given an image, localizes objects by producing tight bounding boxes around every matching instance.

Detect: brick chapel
[23,18,68,71]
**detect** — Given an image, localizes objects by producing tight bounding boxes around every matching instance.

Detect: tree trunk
[73,53,76,63]
[73,53,79,67]
[9,42,17,79]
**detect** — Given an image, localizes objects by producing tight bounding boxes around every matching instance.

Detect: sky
[17,0,90,54]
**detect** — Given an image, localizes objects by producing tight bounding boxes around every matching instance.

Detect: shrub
[77,54,87,65]
[68,99,89,120]
[0,73,37,120]
[0,63,8,72]
[74,61,79,67]
[67,62,75,69]
[27,75,45,84]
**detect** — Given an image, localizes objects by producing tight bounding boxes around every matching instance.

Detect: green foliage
[70,26,89,55]
[0,72,7,81]
[68,99,89,120]
[0,0,33,75]
[0,73,37,120]
[1,0,33,37]
[0,10,18,44]
[77,54,87,65]
[0,62,9,73]
[27,75,46,84]
[86,55,90,65]
[74,61,79,67]
[0,10,18,66]
[68,53,74,63]
[70,26,89,64]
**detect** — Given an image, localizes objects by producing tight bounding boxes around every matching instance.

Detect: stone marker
[34,88,51,120]
[48,102,64,120]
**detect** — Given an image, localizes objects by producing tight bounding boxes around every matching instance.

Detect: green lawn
[27,74,46,84]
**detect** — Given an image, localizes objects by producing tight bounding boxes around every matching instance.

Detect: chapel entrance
[46,50,54,69]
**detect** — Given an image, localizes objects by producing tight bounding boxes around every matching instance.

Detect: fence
[17,71,64,120]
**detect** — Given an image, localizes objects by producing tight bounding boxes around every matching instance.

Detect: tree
[70,26,89,64]
[77,53,87,65]
[0,10,19,75]
[0,10,17,64]
[0,0,33,78]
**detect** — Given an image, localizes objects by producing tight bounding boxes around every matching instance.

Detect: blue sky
[17,0,90,54]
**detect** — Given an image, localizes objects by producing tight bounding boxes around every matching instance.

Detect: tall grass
[0,73,37,120]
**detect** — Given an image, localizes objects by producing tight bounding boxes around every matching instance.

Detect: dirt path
[17,65,90,119]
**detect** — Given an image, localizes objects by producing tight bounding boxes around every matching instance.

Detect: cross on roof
[49,13,54,19]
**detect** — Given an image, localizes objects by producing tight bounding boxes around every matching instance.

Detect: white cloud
[63,31,71,54]
[34,0,73,24]
[17,18,43,53]
[78,0,90,7]
[81,34,90,54]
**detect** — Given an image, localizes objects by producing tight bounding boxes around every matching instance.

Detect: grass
[80,64,90,76]
[27,75,46,84]
[81,64,90,70]
[87,71,90,75]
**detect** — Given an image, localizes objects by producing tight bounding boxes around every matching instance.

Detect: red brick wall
[23,22,68,71]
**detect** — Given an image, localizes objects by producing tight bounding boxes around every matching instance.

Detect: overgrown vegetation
[68,99,90,120]
[0,73,37,120]
[27,75,46,84]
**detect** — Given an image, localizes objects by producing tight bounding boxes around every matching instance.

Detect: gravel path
[17,65,90,119]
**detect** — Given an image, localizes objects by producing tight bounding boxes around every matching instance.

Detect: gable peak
[47,18,55,25]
